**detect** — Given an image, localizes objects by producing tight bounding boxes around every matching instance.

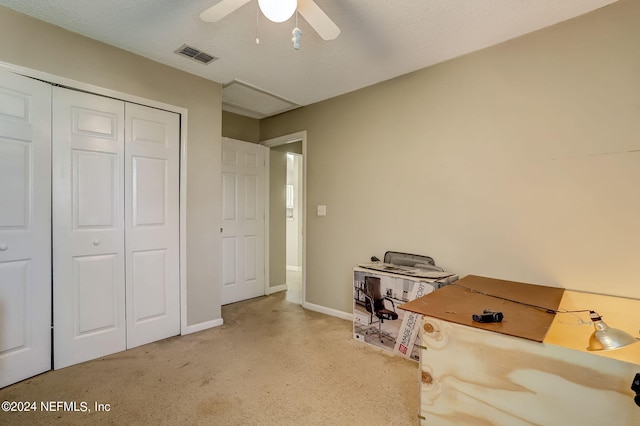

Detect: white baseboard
[302,301,353,321]
[182,318,224,335]
[286,265,302,272]
[266,284,287,295]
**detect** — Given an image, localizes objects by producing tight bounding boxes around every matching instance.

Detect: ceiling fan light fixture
[258,0,297,23]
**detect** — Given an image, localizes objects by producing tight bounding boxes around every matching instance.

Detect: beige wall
[261,0,640,313]
[222,111,260,143]
[0,7,223,325]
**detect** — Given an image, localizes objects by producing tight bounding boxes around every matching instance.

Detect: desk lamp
[587,311,639,351]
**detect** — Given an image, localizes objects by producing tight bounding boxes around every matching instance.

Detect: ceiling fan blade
[297,0,340,41]
[200,0,252,22]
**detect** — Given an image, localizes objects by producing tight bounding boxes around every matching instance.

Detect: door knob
[93,240,101,246]
[0,243,7,251]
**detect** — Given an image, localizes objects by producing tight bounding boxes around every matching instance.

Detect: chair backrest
[364,276,385,311]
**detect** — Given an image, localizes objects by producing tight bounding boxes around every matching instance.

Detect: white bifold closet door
[0,71,52,388]
[124,103,180,349]
[53,87,179,369]
[53,88,126,369]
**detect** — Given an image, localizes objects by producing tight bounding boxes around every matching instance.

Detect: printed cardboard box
[353,267,455,361]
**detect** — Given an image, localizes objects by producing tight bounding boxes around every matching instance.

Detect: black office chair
[363,276,398,343]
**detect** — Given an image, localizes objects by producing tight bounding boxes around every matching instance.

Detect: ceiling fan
[200,0,340,41]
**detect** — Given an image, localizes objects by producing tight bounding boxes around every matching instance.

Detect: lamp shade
[258,0,297,23]
[587,311,638,351]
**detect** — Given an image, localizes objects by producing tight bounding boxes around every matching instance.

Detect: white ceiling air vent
[175,44,217,65]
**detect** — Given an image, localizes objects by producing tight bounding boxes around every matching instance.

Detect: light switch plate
[317,205,327,216]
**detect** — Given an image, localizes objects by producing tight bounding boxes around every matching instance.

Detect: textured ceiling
[0,0,619,118]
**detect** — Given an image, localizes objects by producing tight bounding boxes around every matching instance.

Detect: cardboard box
[353,266,456,361]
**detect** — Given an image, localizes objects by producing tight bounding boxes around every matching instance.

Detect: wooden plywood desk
[400,275,640,425]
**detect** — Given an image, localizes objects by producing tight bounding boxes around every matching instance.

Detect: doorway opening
[263,131,306,305]
[285,152,303,303]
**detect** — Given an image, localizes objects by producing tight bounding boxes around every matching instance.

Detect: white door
[125,103,180,348]
[221,138,266,304]
[0,71,52,387]
[53,87,127,369]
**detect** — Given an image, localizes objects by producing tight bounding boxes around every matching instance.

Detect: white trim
[266,284,287,295]
[302,302,353,322]
[0,61,191,338]
[262,131,307,148]
[179,113,189,336]
[262,131,307,306]
[286,265,302,272]
[182,318,224,335]
[264,148,270,298]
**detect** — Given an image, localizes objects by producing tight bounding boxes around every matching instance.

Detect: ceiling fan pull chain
[291,10,302,50]
[255,1,260,45]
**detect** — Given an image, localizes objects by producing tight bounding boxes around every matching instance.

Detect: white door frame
[0,61,190,336]
[262,131,307,305]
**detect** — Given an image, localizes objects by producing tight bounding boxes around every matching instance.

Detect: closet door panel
[132,156,167,226]
[0,142,28,226]
[74,150,118,227]
[73,254,119,334]
[125,103,180,348]
[131,249,167,320]
[0,71,51,388]
[53,87,126,369]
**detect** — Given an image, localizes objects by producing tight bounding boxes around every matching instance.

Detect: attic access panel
[222,80,299,119]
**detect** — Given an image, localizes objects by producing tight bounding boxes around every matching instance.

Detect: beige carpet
[0,292,419,425]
